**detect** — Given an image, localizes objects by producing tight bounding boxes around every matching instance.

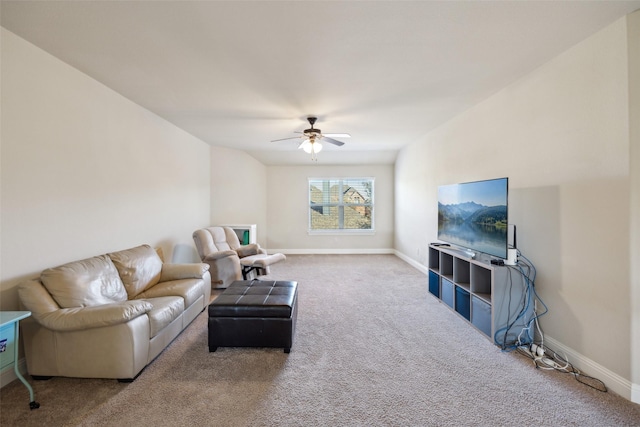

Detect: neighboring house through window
[308,178,374,232]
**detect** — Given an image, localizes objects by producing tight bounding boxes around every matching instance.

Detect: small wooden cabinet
[428,245,534,348]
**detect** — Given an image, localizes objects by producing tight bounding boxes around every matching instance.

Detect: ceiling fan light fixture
[302,140,322,154]
[272,117,345,160]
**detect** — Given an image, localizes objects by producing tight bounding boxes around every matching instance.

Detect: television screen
[437,177,509,259]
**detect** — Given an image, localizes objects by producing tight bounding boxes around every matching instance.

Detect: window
[308,178,374,232]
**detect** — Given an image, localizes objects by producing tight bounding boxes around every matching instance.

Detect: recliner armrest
[203,250,238,262]
[160,263,210,282]
[235,244,262,258]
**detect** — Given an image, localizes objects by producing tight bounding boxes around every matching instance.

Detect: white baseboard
[632,382,640,404]
[0,357,28,388]
[6,251,634,404]
[544,336,638,403]
[392,249,639,404]
[394,250,429,275]
[273,248,395,255]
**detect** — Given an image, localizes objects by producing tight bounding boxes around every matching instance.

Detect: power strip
[530,344,545,357]
[520,344,545,358]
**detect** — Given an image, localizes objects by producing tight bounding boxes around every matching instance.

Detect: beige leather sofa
[17,244,211,381]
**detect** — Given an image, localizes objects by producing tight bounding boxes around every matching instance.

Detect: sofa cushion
[41,255,128,308]
[108,245,163,299]
[136,278,205,308]
[141,296,184,338]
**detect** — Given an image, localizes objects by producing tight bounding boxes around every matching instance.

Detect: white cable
[534,300,544,349]
[551,350,571,372]
[536,356,558,370]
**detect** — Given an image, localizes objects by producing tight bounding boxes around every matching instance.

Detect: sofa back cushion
[108,245,163,298]
[41,255,128,308]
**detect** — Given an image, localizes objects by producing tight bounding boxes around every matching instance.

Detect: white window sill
[308,230,376,236]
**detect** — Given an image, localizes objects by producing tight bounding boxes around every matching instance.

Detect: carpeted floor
[2,254,639,426]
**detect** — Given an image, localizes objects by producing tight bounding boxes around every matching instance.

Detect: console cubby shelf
[428,244,533,346]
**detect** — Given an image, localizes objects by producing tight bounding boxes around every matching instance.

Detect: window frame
[307,177,375,235]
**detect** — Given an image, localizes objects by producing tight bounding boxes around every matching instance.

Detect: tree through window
[308,178,374,231]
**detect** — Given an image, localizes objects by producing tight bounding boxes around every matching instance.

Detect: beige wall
[266,165,394,252]
[0,29,211,310]
[3,7,638,401]
[396,16,636,397]
[209,146,268,247]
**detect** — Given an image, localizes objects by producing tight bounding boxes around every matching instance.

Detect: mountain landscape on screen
[438,202,507,227]
[437,177,509,259]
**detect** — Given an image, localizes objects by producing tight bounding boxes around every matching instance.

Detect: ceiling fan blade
[274,117,349,151]
[322,137,346,147]
[271,136,302,142]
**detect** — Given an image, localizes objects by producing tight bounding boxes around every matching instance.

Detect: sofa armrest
[18,279,61,316]
[18,278,152,332]
[37,301,152,332]
[160,263,210,282]
[203,250,237,262]
[235,244,262,258]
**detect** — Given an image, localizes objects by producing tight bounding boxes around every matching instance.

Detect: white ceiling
[2,1,640,166]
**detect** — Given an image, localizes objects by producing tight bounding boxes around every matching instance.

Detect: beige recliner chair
[193,226,286,288]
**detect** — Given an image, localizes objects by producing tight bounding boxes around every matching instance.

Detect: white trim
[273,248,394,255]
[307,230,376,236]
[393,249,639,404]
[394,250,429,275]
[0,357,28,388]
[632,382,640,404]
[5,252,637,404]
[545,335,636,402]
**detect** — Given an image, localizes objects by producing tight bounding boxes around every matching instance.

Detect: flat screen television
[437,177,509,259]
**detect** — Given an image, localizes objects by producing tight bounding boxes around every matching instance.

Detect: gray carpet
[2,254,639,426]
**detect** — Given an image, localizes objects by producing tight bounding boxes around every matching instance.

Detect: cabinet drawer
[455,287,471,321]
[471,296,491,338]
[0,323,16,370]
[428,271,440,298]
[441,279,454,308]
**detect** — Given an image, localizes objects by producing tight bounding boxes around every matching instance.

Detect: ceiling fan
[271,117,350,160]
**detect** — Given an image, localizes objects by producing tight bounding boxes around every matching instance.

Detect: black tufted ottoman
[208,280,298,353]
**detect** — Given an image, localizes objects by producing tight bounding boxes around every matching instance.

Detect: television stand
[428,244,534,348]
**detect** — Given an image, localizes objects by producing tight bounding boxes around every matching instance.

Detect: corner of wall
[626,8,640,404]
